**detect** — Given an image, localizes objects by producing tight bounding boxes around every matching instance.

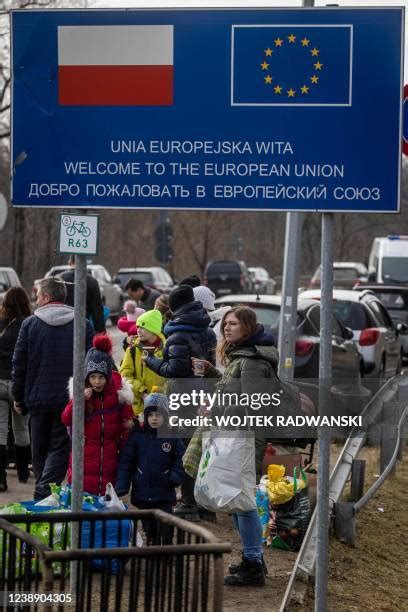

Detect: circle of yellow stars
[260,34,324,98]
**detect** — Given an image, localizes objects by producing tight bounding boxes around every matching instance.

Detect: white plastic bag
[100,483,126,511]
[194,432,257,513]
[34,493,60,507]
[102,483,143,547]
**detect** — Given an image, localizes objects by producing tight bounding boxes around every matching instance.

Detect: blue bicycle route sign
[11,7,403,213]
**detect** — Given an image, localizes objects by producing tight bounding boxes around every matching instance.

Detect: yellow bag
[267,464,285,482]
[266,464,307,505]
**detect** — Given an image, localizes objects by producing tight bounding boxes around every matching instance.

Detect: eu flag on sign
[231,25,352,106]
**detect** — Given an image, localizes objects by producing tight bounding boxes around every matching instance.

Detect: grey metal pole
[278,212,303,381]
[70,253,87,593]
[315,213,334,612]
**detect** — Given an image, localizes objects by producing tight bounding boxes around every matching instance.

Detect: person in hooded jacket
[143,284,217,519]
[62,334,134,496]
[116,391,185,543]
[194,305,279,587]
[143,284,216,379]
[12,276,94,500]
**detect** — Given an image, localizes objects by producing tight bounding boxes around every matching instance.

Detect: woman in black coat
[0,287,32,491]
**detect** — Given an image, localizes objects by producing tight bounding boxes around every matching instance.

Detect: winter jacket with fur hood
[62,370,134,495]
[12,303,94,414]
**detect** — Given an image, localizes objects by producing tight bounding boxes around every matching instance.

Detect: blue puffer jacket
[12,303,94,414]
[144,300,217,379]
[116,413,185,504]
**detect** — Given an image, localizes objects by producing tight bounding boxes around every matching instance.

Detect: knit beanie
[144,391,169,415]
[137,309,163,337]
[169,284,194,312]
[193,285,216,311]
[178,275,201,288]
[85,334,113,381]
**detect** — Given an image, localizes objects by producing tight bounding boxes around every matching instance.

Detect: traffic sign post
[59,213,99,255]
[11,7,403,213]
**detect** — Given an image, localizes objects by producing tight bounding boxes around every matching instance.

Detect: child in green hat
[120,310,166,417]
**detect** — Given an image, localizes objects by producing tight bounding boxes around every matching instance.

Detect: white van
[368,236,408,283]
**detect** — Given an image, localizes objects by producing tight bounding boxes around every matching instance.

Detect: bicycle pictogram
[66,220,91,238]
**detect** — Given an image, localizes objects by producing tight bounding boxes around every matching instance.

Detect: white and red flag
[58,25,173,106]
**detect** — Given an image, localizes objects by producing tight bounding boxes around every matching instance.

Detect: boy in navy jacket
[116,390,185,542]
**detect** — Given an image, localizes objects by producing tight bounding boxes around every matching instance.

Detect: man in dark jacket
[12,276,94,500]
[125,279,161,311]
[60,256,106,333]
[144,284,217,519]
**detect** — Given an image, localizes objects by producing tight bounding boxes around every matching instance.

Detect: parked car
[309,262,368,289]
[204,260,252,296]
[213,294,362,383]
[248,267,276,294]
[354,285,408,361]
[113,267,175,294]
[300,289,402,379]
[42,264,123,323]
[368,235,408,284]
[0,267,22,304]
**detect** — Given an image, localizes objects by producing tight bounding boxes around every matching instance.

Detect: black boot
[229,554,268,576]
[224,558,265,587]
[15,445,31,483]
[173,501,200,522]
[0,445,8,492]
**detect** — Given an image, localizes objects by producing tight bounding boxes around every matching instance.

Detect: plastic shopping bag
[81,483,138,574]
[194,432,257,513]
[266,464,307,505]
[100,482,126,511]
[256,482,270,544]
[268,467,310,551]
[269,488,311,551]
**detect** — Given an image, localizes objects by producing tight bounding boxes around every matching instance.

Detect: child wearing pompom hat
[116,389,185,542]
[120,310,166,416]
[117,302,146,349]
[62,334,134,495]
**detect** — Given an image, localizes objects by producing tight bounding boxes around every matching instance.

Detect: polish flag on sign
[58,25,174,106]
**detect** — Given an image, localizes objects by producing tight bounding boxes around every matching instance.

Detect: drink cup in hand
[193,359,206,377]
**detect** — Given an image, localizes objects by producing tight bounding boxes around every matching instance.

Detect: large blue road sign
[11,8,403,212]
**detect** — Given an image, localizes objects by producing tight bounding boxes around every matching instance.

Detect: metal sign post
[315,213,334,612]
[70,253,87,596]
[278,212,303,381]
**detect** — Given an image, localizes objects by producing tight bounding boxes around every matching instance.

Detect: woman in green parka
[193,305,280,587]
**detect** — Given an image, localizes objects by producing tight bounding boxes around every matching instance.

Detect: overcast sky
[90,0,407,79]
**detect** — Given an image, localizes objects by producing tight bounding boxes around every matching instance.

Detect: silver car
[0,267,22,304]
[248,267,276,294]
[300,289,402,379]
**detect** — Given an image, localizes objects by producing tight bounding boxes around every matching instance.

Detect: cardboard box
[262,453,303,476]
